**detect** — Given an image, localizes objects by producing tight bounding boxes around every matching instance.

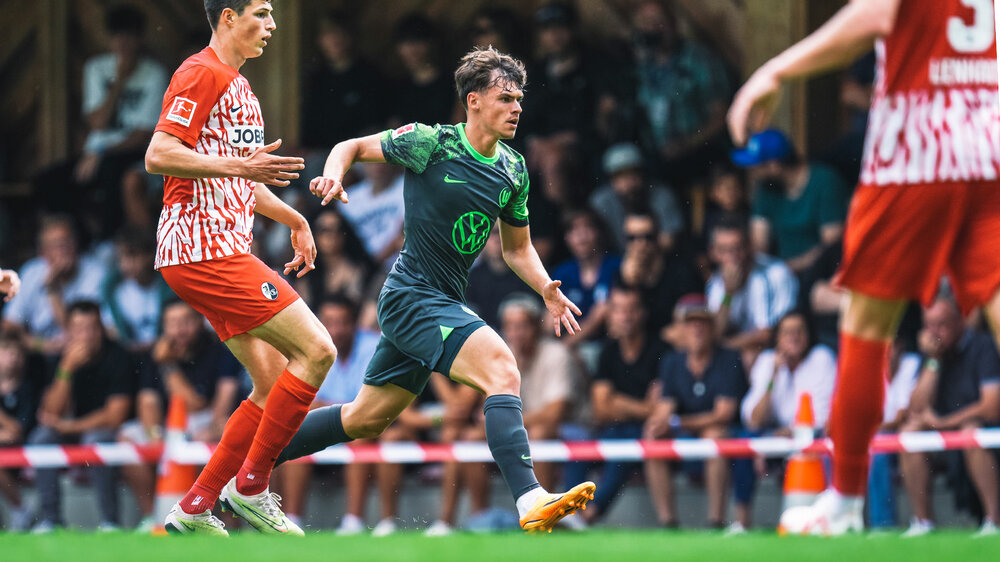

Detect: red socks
[829,333,889,496]
[180,399,263,514]
[236,370,318,495]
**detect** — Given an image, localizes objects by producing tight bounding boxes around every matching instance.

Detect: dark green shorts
[363,285,487,395]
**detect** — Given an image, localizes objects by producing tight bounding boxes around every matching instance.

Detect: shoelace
[259,493,284,519]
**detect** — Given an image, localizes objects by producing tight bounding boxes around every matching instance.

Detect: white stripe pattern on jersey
[156,75,261,269]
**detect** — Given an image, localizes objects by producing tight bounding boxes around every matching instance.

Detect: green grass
[5,529,999,562]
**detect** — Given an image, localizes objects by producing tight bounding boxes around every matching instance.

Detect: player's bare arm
[498,221,582,337]
[728,0,900,144]
[253,183,317,278]
[310,133,385,206]
[145,131,304,186]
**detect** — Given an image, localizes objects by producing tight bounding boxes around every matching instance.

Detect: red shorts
[835,180,1000,313]
[159,253,299,341]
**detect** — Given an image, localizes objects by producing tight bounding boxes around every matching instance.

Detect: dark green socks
[275,404,351,465]
[483,394,541,499]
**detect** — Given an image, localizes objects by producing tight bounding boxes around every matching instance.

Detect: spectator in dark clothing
[553,210,620,343]
[645,294,747,528]
[29,302,133,533]
[389,14,457,127]
[465,7,531,61]
[301,11,388,151]
[899,296,1000,536]
[630,0,731,189]
[817,52,876,185]
[296,209,372,308]
[521,2,614,177]
[585,285,669,522]
[589,143,684,252]
[119,299,241,531]
[733,129,849,274]
[0,333,37,530]
[618,212,701,341]
[466,230,527,330]
[693,164,750,277]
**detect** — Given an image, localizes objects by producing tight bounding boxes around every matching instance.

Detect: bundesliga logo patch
[261,282,278,301]
[391,123,415,139]
[166,97,197,127]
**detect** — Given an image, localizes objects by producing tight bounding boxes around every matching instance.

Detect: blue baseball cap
[730,129,792,167]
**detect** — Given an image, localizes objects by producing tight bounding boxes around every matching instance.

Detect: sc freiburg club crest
[452,211,491,254]
[261,282,279,301]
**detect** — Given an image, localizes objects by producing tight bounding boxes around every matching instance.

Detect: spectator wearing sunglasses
[618,211,701,340]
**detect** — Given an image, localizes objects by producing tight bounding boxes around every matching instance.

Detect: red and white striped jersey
[860,0,1000,186]
[154,47,264,269]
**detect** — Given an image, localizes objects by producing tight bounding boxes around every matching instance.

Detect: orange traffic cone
[151,394,198,534]
[781,393,827,511]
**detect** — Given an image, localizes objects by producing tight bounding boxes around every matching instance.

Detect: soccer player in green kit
[278,46,595,533]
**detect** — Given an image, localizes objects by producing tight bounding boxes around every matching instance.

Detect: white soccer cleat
[902,517,934,537]
[219,477,304,536]
[164,503,228,536]
[777,489,863,537]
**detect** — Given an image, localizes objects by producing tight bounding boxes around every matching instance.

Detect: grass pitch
[6,529,998,562]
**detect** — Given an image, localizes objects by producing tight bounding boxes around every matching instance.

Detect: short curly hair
[454,46,526,109]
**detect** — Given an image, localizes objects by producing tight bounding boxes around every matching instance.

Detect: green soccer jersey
[379,122,530,301]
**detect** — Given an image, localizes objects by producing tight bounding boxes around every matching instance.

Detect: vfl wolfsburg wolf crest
[452,211,491,254]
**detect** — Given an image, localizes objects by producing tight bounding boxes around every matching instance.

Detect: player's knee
[352,418,391,440]
[308,336,337,373]
[482,352,520,396]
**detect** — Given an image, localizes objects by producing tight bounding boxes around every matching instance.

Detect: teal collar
[457,123,500,164]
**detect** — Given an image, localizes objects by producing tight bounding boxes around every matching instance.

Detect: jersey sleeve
[500,157,530,226]
[379,123,440,174]
[156,64,223,147]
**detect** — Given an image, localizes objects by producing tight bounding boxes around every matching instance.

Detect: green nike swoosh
[443,174,468,184]
[521,454,531,461]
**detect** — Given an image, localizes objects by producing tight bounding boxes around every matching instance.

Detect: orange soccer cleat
[519,482,597,533]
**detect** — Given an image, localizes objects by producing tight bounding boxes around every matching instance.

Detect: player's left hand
[0,269,20,302]
[285,223,318,278]
[727,66,783,146]
[310,176,350,206]
[542,280,582,338]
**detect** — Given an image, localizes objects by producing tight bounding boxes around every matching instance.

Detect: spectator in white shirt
[100,226,172,351]
[732,311,836,530]
[33,5,168,239]
[706,214,798,367]
[2,216,105,355]
[340,162,406,270]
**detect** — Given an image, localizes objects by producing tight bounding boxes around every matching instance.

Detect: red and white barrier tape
[2,429,999,468]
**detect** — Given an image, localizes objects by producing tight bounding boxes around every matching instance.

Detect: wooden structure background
[0,0,848,195]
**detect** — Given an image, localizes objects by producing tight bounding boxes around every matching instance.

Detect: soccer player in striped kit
[146,0,339,536]
[729,0,1000,535]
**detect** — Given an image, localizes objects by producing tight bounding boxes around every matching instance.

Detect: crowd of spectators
[1,0,998,537]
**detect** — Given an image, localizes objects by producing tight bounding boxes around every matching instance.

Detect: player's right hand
[310,176,350,206]
[243,139,304,187]
[727,67,783,146]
